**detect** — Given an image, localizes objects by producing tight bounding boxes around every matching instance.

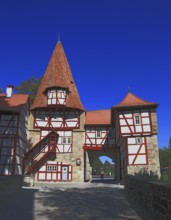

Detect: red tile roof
[0,94,29,112]
[85,110,111,125]
[31,41,85,111]
[113,92,158,109]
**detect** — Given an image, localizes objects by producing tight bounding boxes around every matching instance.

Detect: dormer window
[47,88,68,106]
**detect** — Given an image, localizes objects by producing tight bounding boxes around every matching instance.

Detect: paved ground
[0,180,151,220]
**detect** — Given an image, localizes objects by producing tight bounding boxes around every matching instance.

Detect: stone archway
[84,148,121,182]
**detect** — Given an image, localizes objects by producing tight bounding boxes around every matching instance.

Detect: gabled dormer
[45,87,69,106]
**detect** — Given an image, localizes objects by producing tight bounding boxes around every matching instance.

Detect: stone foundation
[125,175,171,220]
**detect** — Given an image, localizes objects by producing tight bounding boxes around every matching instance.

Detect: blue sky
[0,0,171,148]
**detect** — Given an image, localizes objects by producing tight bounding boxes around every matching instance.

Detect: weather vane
[58,34,60,42]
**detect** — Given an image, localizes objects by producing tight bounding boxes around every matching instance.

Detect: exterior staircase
[24,131,57,175]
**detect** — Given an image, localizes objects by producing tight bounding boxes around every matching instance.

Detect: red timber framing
[47,89,68,106]
[0,111,28,175]
[126,137,148,165]
[40,130,72,153]
[83,126,115,150]
[37,162,72,182]
[34,110,80,130]
[24,131,58,175]
[118,109,152,136]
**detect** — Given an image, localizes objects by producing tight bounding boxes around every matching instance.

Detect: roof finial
[128,86,131,92]
[58,34,60,42]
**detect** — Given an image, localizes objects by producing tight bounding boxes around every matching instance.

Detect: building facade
[0,40,160,183]
[0,86,29,175]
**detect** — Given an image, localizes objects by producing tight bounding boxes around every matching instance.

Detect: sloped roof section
[85,110,111,125]
[0,94,29,112]
[113,92,158,109]
[31,41,85,111]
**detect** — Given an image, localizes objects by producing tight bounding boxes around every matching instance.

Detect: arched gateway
[0,39,160,183]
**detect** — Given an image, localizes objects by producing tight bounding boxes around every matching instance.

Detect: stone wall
[124,175,171,220]
[0,176,23,198]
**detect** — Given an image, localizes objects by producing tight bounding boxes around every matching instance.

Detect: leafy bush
[134,167,159,180]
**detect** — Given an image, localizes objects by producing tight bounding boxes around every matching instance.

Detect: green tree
[92,158,103,175]
[0,87,2,93]
[14,76,42,104]
[159,147,171,182]
[169,136,171,148]
[159,147,171,168]
[103,160,115,176]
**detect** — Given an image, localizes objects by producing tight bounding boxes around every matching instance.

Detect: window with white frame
[57,91,62,98]
[134,114,141,125]
[62,137,71,144]
[96,129,101,138]
[47,165,51,171]
[136,137,142,144]
[52,165,57,172]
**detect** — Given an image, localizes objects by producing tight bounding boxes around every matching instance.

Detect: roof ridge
[113,91,158,109]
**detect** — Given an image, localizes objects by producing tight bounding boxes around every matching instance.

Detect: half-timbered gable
[84,110,115,150]
[47,88,68,106]
[118,109,152,136]
[85,126,115,148]
[0,92,29,175]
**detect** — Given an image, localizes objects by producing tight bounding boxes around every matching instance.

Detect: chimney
[6,85,13,98]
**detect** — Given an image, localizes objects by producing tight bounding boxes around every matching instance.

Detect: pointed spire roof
[113,92,158,109]
[31,40,85,111]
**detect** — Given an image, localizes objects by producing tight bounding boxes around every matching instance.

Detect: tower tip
[58,34,60,42]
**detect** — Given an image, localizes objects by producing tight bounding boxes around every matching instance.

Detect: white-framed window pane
[136,137,142,144]
[134,115,141,125]
[96,129,101,138]
[67,137,71,144]
[47,165,51,171]
[62,137,66,144]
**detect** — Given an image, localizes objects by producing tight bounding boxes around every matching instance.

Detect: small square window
[47,165,51,172]
[62,137,66,144]
[62,137,71,144]
[67,137,71,144]
[52,165,57,172]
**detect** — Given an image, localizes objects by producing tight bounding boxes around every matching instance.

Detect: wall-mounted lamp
[76,158,81,166]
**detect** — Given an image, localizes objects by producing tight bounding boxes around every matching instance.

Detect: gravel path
[0,182,151,220]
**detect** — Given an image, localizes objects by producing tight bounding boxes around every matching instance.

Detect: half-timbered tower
[26,40,85,182]
[84,110,118,181]
[112,92,161,179]
[0,86,29,175]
